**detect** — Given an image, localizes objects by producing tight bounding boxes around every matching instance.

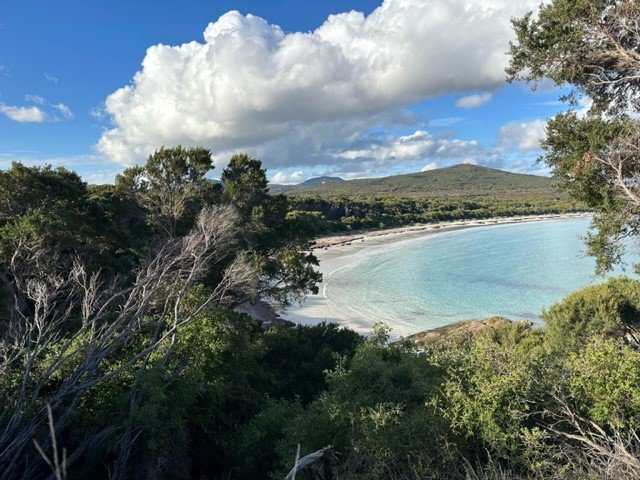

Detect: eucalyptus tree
[508,0,640,273]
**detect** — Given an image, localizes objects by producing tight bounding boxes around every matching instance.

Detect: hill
[271,164,555,199]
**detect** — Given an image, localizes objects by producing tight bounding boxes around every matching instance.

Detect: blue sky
[0,0,571,183]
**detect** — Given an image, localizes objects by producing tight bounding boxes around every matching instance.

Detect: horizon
[1,0,577,184]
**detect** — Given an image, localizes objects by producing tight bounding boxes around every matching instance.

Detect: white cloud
[0,103,46,123]
[25,94,45,105]
[54,103,73,118]
[497,119,547,151]
[421,162,439,172]
[337,130,482,163]
[4,96,74,122]
[97,0,541,166]
[455,92,492,109]
[271,170,306,184]
[90,106,106,119]
[430,117,464,127]
[44,72,58,84]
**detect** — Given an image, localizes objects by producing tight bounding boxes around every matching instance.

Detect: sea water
[285,217,640,336]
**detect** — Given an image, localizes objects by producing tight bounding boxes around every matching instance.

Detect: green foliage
[0,162,127,276]
[221,154,321,304]
[507,0,640,116]
[542,276,640,352]
[435,331,552,467]
[221,153,269,218]
[115,146,222,236]
[274,324,454,479]
[259,322,361,404]
[508,0,640,273]
[566,338,640,430]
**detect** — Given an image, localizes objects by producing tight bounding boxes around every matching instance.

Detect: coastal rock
[407,316,533,347]
[234,300,292,328]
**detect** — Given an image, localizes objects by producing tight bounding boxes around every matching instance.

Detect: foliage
[0,163,125,278]
[508,0,640,272]
[566,338,640,430]
[273,324,455,480]
[115,146,222,236]
[221,154,321,304]
[542,276,640,352]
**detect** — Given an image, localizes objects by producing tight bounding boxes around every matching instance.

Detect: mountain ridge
[270,164,555,198]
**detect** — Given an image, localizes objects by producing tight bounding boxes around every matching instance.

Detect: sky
[0,0,574,184]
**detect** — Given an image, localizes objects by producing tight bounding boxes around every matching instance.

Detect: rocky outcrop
[407,316,533,347]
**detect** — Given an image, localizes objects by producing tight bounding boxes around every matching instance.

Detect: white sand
[281,213,590,336]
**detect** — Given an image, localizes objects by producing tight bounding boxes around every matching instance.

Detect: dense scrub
[0,147,634,479]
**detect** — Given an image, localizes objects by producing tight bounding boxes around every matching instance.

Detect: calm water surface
[296,218,639,335]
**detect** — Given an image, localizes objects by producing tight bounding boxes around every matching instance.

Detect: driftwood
[285,446,335,480]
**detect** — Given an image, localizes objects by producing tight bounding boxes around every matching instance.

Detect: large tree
[221,154,321,304]
[508,0,640,273]
[116,146,222,237]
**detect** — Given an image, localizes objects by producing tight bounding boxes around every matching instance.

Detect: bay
[283,217,640,337]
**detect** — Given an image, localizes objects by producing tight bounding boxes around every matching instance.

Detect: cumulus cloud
[337,130,482,163]
[271,170,306,184]
[421,162,439,172]
[455,92,492,109]
[0,104,45,123]
[97,0,541,166]
[497,119,547,151]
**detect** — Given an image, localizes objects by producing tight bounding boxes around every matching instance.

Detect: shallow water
[284,217,640,337]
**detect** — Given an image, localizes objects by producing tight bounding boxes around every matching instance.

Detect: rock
[406,316,533,347]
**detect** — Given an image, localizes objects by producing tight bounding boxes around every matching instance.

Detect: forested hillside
[272,164,556,197]
[273,165,583,233]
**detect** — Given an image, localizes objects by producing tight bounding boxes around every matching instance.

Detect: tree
[0,163,123,299]
[221,153,269,219]
[116,146,222,237]
[508,0,640,272]
[221,154,321,305]
[0,205,256,479]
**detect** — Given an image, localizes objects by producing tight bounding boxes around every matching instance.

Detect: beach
[281,213,591,336]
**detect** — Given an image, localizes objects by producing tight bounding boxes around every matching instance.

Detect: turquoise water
[290,218,640,336]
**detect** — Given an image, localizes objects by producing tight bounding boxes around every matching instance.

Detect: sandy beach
[281,212,590,336]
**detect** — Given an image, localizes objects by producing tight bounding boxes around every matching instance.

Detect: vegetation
[1,0,639,478]
[273,165,584,234]
[508,0,640,274]
[1,146,640,479]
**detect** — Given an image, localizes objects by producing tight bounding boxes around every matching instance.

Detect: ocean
[284,217,640,337]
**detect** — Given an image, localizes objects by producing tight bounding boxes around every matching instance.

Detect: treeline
[288,193,583,234]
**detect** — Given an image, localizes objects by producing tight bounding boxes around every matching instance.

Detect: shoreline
[312,212,590,253]
[281,212,591,337]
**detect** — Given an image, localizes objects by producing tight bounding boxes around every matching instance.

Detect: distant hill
[300,176,345,186]
[270,164,556,198]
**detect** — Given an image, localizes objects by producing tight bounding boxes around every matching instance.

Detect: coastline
[312,212,589,254]
[281,212,591,337]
